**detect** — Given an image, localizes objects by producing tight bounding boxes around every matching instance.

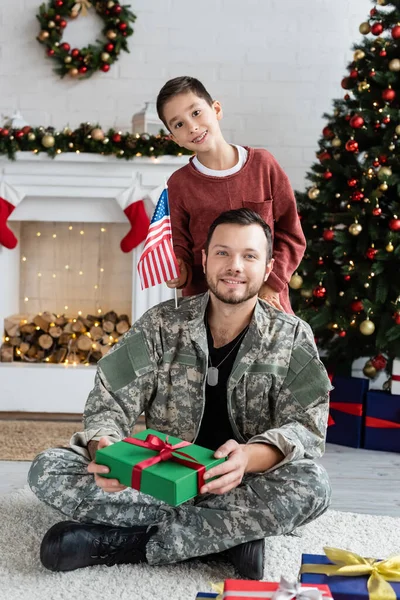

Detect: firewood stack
[0,311,131,364]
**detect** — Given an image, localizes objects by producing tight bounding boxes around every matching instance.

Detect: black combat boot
[40,521,157,572]
[228,538,265,580]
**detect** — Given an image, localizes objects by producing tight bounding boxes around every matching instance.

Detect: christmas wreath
[36,0,136,78]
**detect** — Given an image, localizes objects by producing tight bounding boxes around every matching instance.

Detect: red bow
[123,433,206,491]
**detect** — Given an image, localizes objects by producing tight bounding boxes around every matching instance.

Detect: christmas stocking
[0,179,23,249]
[116,175,151,253]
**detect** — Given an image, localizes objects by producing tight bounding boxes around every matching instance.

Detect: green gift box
[95,428,226,506]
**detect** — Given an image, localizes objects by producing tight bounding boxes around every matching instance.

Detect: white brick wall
[0,0,368,189]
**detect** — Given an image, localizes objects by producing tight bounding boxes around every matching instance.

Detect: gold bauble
[48,20,55,28]
[289,273,303,290]
[363,361,377,378]
[331,137,342,147]
[349,222,362,236]
[106,30,117,40]
[358,81,370,92]
[103,137,110,144]
[64,56,72,64]
[379,182,388,191]
[389,143,395,151]
[70,10,79,18]
[353,49,366,61]
[359,319,376,336]
[69,68,79,77]
[91,128,105,141]
[107,0,115,6]
[300,288,313,299]
[386,241,394,252]
[27,132,36,141]
[38,30,50,41]
[359,22,371,35]
[308,187,320,200]
[395,125,400,135]
[101,52,110,62]
[41,134,55,148]
[389,58,400,72]
[378,166,392,179]
[377,0,387,5]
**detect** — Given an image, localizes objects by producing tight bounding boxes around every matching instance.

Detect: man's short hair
[157,76,214,129]
[205,208,273,263]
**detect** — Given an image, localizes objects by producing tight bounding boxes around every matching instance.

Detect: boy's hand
[199,440,248,496]
[259,284,284,311]
[166,257,188,289]
[87,436,127,493]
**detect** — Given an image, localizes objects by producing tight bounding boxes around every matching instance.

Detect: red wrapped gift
[222,577,333,599]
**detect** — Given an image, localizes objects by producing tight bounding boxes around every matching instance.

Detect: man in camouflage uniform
[28,208,332,580]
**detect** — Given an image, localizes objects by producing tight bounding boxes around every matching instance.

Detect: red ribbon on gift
[122,433,206,491]
[393,375,400,382]
[365,416,400,429]
[329,401,363,417]
[327,372,335,427]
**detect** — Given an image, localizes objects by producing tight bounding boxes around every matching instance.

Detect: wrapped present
[391,358,400,395]
[96,428,226,506]
[300,547,400,600]
[195,594,219,599]
[351,357,389,391]
[364,390,400,453]
[326,376,368,448]
[222,577,333,599]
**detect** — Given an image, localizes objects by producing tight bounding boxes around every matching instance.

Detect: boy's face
[162,92,223,152]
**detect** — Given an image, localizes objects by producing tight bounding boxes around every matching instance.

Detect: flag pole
[165,178,179,310]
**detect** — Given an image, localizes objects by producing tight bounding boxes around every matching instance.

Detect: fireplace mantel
[0,152,189,413]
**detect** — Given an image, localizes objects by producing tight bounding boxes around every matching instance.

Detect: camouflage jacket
[71,293,332,466]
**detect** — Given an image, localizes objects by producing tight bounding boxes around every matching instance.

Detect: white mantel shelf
[0,152,189,413]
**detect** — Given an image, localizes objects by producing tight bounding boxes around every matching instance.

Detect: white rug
[1,487,399,600]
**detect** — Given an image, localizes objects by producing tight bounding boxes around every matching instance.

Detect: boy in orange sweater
[156,76,305,313]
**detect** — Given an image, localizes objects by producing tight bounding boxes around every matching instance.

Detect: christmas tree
[290,0,400,377]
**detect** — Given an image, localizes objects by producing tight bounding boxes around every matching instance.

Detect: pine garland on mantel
[0,123,192,161]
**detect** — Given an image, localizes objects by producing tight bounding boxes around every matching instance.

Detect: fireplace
[0,152,188,413]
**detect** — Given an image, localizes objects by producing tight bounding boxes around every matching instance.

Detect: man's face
[202,223,273,305]
[162,91,223,152]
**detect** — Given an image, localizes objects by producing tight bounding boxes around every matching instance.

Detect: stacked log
[0,311,131,364]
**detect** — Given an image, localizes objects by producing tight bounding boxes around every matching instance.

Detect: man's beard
[205,271,263,305]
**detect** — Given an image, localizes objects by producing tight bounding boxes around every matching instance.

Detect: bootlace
[90,530,145,566]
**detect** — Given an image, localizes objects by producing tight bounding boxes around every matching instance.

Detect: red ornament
[55,0,63,6]
[392,25,400,39]
[374,121,381,130]
[341,77,352,90]
[323,170,333,180]
[47,48,55,56]
[113,4,122,14]
[369,70,376,77]
[370,8,377,16]
[101,63,110,72]
[389,218,400,231]
[372,206,382,216]
[54,15,61,22]
[61,42,70,52]
[348,178,358,187]
[379,154,387,163]
[118,22,127,30]
[393,312,400,325]
[313,285,327,299]
[379,49,387,57]
[371,354,387,370]
[1,128,9,137]
[71,48,80,58]
[383,116,391,124]
[382,88,396,102]
[323,229,335,241]
[344,94,350,101]
[15,130,24,139]
[122,32,127,37]
[371,22,384,35]
[60,19,67,28]
[318,151,331,162]
[345,139,359,152]
[78,66,87,74]
[349,115,364,128]
[351,190,364,202]
[105,43,114,52]
[373,159,380,167]
[317,258,324,266]
[21,126,31,134]
[365,247,378,260]
[344,275,351,281]
[345,115,351,122]
[350,69,358,79]
[322,126,334,138]
[112,133,122,143]
[339,331,347,338]
[350,300,364,313]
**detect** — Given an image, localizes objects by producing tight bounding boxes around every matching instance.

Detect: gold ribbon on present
[300,547,400,600]
[72,0,92,16]
[210,582,223,599]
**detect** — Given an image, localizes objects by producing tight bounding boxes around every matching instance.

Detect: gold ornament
[106,30,117,40]
[378,166,392,179]
[63,127,72,135]
[363,361,377,378]
[377,0,387,5]
[102,137,109,144]
[101,52,110,62]
[359,319,375,336]
[38,30,50,41]
[395,125,400,135]
[47,20,55,28]
[379,182,388,191]
[289,273,303,290]
[91,128,105,141]
[358,81,370,92]
[308,187,320,200]
[389,143,395,151]
[64,56,72,64]
[27,132,36,141]
[359,22,371,35]
[349,222,362,236]
[72,0,92,16]
[68,142,74,148]
[41,134,55,148]
[107,0,115,6]
[353,49,365,61]
[300,289,313,299]
[386,241,394,252]
[389,58,400,72]
[331,137,341,147]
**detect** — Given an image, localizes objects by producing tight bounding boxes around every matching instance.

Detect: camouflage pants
[28,447,331,565]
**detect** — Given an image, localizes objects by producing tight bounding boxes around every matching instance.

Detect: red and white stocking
[0,180,23,250]
[116,176,151,253]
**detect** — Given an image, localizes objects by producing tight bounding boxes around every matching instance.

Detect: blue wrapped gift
[326,376,369,448]
[300,551,400,599]
[195,594,219,599]
[364,390,400,453]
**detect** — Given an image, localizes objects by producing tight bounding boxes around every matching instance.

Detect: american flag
[137,188,180,289]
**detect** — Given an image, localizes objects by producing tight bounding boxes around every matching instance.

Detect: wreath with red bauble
[36,0,136,79]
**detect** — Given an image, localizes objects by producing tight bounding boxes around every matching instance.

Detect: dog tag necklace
[207,325,249,387]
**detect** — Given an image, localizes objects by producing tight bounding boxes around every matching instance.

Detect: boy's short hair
[205,209,273,263]
[157,76,214,129]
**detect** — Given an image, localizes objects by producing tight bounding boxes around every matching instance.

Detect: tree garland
[36,0,136,78]
[0,123,192,161]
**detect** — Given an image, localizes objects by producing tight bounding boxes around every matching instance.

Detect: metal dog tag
[207,367,219,386]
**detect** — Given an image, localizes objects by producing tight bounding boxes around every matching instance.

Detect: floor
[1,443,399,517]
